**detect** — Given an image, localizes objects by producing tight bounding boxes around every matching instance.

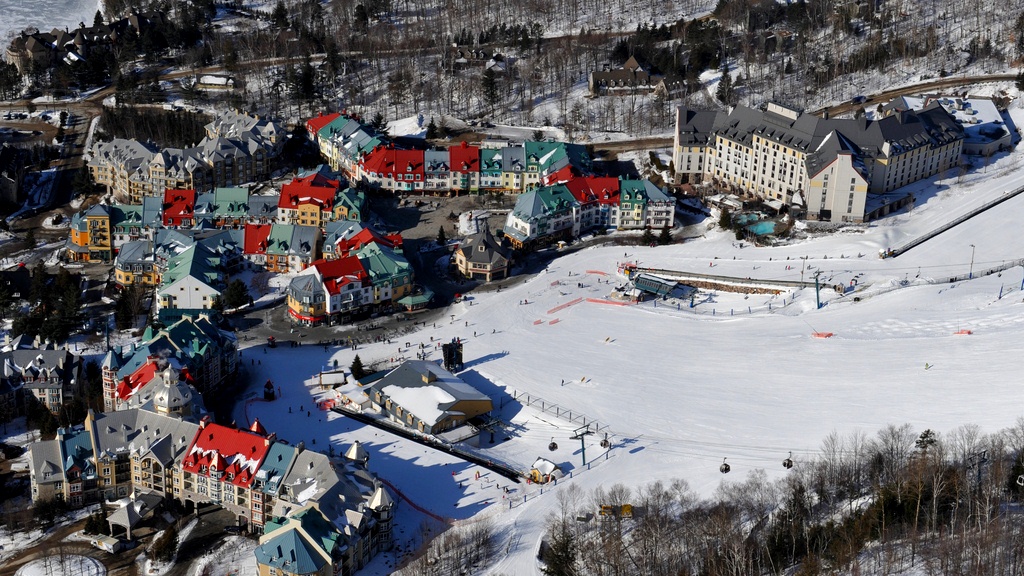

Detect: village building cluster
[307,111,676,248]
[5,12,166,74]
[29,326,394,575]
[88,110,285,203]
[673,97,1015,223]
[0,334,83,420]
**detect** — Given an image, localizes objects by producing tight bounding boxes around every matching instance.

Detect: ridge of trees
[539,421,1024,575]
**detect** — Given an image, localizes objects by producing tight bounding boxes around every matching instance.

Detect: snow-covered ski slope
[233,110,1024,575]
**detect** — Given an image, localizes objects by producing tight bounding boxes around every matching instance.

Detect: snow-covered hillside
[218,108,1024,575]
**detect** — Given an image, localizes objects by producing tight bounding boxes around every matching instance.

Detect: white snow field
[227,130,1024,575]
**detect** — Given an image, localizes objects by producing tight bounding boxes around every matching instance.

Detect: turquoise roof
[356,242,411,285]
[254,529,326,575]
[293,507,343,556]
[480,149,501,172]
[58,427,94,475]
[114,315,232,381]
[336,188,365,221]
[212,187,250,218]
[265,224,295,256]
[619,179,671,208]
[159,244,222,288]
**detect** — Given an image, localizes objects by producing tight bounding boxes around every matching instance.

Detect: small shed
[397,289,434,312]
[530,457,563,484]
[91,535,126,554]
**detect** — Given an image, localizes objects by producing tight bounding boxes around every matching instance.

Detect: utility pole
[814,270,823,309]
[800,256,808,285]
[969,244,976,279]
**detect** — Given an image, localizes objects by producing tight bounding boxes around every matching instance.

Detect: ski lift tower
[572,423,594,466]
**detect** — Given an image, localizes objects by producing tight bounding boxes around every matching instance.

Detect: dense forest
[3,0,990,135]
[97,107,212,148]
[51,0,1017,138]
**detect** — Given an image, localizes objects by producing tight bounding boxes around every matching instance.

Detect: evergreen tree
[272,1,289,27]
[718,207,732,230]
[370,112,388,136]
[482,68,500,110]
[350,355,367,380]
[715,60,733,104]
[93,10,103,27]
[437,226,448,247]
[354,4,369,32]
[1017,70,1024,92]
[641,226,655,245]
[425,117,438,139]
[658,223,672,245]
[222,279,250,309]
[24,227,35,247]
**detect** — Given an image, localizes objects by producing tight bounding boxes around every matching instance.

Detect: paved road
[814,73,1018,118]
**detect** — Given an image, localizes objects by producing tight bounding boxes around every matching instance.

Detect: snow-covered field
[216,107,1024,574]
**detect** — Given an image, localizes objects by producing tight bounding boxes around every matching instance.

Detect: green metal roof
[212,187,250,218]
[159,244,222,288]
[254,529,326,575]
[356,242,410,284]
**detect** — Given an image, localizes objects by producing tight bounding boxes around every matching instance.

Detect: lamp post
[969,244,976,279]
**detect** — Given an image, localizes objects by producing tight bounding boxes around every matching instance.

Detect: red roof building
[182,421,272,489]
[565,177,621,206]
[243,223,273,262]
[449,141,480,173]
[359,146,425,191]
[162,189,197,227]
[334,227,402,258]
[115,357,162,404]
[278,173,342,227]
[311,256,369,292]
[305,112,341,142]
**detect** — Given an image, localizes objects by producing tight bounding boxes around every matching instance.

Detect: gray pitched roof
[30,439,62,484]
[366,360,490,426]
[675,107,720,146]
[90,409,200,467]
[458,228,509,266]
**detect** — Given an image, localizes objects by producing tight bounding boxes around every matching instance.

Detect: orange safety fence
[547,297,583,314]
[586,298,634,306]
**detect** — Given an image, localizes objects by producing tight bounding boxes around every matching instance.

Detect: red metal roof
[334,227,402,257]
[116,358,161,402]
[182,423,271,489]
[243,223,273,256]
[162,189,196,226]
[565,177,621,205]
[312,255,368,284]
[305,112,341,138]
[278,173,341,211]
[360,146,425,178]
[449,141,480,172]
